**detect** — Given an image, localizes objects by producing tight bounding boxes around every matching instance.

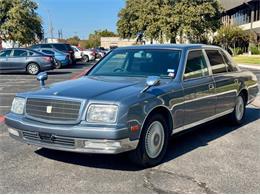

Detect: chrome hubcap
[28,64,38,74]
[235,96,244,121]
[145,121,165,159]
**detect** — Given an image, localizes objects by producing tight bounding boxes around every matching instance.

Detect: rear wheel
[129,114,169,167]
[229,94,246,125]
[82,55,89,63]
[27,63,40,75]
[55,60,62,69]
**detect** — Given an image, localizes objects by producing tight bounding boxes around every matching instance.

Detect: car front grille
[22,131,75,147]
[25,98,82,123]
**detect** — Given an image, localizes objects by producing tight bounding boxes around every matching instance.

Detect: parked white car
[72,46,95,63]
[71,46,83,61]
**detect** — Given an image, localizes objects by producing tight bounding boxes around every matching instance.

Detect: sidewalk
[238,64,260,70]
[251,96,260,108]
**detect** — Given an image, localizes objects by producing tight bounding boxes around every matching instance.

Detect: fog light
[8,128,19,137]
[84,140,121,149]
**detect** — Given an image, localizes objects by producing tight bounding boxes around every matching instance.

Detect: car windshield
[88,49,181,78]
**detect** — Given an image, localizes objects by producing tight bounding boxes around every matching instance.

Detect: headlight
[87,104,118,123]
[11,97,26,115]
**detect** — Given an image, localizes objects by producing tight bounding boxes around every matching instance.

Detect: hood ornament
[37,72,48,88]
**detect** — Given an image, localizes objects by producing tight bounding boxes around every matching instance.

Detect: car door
[205,49,237,114]
[8,49,28,70]
[182,49,216,127]
[0,50,12,70]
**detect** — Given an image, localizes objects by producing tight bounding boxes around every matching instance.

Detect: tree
[66,36,80,46]
[117,0,222,43]
[0,0,43,46]
[172,0,222,43]
[85,29,117,48]
[214,25,253,55]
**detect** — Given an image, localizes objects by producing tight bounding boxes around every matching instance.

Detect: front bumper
[5,113,138,154]
[8,128,138,154]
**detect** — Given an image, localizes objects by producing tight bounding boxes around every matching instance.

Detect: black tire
[27,63,40,75]
[129,114,169,167]
[55,60,62,69]
[82,55,89,63]
[229,93,246,125]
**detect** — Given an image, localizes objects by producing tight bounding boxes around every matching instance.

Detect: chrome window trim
[182,48,212,82]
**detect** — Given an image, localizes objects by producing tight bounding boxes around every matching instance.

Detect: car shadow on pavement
[46,71,72,75]
[35,107,260,171]
[63,62,95,70]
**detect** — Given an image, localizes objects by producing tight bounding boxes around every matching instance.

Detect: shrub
[232,47,243,56]
[250,46,260,55]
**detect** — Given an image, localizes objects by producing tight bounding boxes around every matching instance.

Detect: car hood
[22,76,159,101]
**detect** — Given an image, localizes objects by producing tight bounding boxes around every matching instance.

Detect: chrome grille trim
[22,131,75,147]
[25,97,84,124]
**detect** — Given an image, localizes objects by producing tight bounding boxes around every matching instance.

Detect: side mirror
[141,76,160,93]
[37,72,48,88]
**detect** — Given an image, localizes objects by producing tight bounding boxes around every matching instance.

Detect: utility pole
[47,9,54,40]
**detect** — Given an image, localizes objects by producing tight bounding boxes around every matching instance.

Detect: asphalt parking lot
[0,64,259,193]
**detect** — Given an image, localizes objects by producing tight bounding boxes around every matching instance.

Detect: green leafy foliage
[84,29,117,48]
[214,25,253,55]
[66,36,80,46]
[0,0,43,46]
[117,0,222,43]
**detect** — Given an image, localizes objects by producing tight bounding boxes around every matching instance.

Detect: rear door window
[42,50,55,55]
[28,51,35,56]
[12,50,27,57]
[205,50,228,74]
[219,50,236,72]
[53,44,67,51]
[184,50,209,80]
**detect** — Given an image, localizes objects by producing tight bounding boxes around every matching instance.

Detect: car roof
[116,44,221,50]
[36,43,69,45]
[2,48,37,52]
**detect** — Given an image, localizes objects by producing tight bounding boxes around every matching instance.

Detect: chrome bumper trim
[9,128,138,154]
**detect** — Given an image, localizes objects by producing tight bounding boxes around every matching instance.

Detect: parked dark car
[0,48,55,75]
[30,43,75,64]
[33,48,71,69]
[5,44,259,167]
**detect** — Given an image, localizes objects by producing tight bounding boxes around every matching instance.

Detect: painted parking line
[0,93,17,96]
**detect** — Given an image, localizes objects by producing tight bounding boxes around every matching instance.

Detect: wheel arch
[238,88,248,104]
[141,106,173,136]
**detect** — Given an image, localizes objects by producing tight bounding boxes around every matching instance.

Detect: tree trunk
[180,29,183,44]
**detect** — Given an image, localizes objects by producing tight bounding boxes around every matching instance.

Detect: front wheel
[129,114,169,167]
[82,55,89,63]
[229,94,246,125]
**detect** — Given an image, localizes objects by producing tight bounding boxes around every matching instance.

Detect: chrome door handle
[209,84,215,90]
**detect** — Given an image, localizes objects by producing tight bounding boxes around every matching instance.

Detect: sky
[35,0,125,39]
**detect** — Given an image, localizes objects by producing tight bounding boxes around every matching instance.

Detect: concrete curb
[251,96,260,108]
[238,64,260,70]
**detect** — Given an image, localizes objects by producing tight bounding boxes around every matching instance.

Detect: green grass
[233,56,260,65]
